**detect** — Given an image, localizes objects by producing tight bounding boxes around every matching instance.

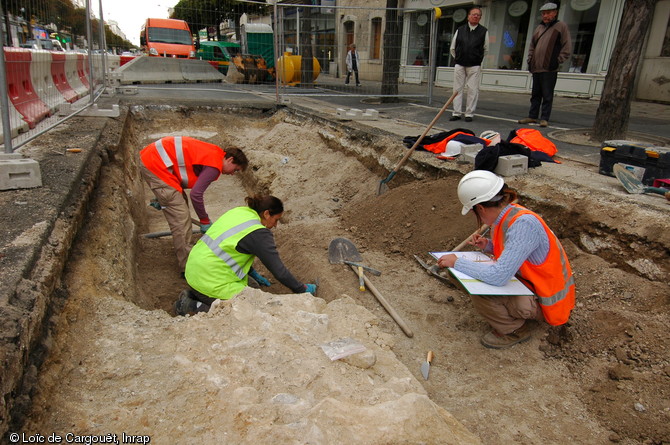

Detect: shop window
[433,7,467,68]
[564,0,601,73]
[371,17,382,60]
[496,0,531,70]
[407,11,431,65]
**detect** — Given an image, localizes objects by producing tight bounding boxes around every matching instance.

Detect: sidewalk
[290,74,670,166]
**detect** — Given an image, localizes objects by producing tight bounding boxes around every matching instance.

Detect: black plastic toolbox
[599,140,670,186]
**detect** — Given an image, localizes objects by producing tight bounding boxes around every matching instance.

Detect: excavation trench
[16,106,670,443]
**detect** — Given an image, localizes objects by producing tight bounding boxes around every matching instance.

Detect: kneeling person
[175,195,317,315]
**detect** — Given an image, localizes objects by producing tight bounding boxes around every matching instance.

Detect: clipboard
[429,251,534,296]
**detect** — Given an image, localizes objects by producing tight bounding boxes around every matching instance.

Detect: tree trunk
[381,0,401,103]
[591,0,656,142]
[300,10,314,86]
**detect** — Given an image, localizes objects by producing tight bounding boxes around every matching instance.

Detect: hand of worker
[199,223,212,234]
[470,234,489,251]
[437,254,458,269]
[305,283,317,295]
[249,269,271,286]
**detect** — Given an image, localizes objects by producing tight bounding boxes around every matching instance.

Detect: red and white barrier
[4,48,51,129]
[2,49,123,139]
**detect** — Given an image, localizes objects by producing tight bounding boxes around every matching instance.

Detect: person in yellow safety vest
[174,195,318,315]
[139,136,249,277]
[437,170,575,349]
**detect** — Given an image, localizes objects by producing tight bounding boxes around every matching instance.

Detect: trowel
[613,164,669,199]
[421,351,434,380]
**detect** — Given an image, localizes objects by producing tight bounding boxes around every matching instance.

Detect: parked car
[20,39,64,51]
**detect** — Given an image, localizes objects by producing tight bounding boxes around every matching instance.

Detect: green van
[196,41,241,74]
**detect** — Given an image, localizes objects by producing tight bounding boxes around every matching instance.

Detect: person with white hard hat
[437,170,575,348]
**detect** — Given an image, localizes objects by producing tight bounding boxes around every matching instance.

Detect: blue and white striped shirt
[454,204,550,286]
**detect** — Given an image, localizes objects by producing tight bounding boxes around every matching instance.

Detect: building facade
[331,0,670,103]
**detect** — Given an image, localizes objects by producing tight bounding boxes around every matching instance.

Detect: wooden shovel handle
[391,90,459,173]
[349,264,414,338]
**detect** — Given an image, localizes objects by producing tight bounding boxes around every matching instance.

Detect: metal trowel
[421,351,434,380]
[613,164,669,198]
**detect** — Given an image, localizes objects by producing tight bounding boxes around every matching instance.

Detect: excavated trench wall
[3,104,669,440]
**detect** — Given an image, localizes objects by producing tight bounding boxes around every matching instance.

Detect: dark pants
[528,71,558,121]
[187,276,263,310]
[345,69,359,85]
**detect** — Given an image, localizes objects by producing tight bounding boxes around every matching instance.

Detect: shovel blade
[328,237,363,264]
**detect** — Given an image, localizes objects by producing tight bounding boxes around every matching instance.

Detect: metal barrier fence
[1,0,110,153]
[1,1,441,154]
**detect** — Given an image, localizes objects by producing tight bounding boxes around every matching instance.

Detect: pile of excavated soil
[20,108,670,444]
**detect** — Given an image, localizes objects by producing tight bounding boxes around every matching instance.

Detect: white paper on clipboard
[429,251,534,296]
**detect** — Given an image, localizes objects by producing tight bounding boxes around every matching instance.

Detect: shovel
[377,90,458,195]
[613,164,670,198]
[328,238,414,338]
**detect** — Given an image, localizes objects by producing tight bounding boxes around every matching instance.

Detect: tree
[381,0,401,103]
[591,0,657,141]
[300,7,314,86]
[172,0,268,43]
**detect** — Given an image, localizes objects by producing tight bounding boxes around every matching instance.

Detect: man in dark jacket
[518,2,572,128]
[449,7,489,123]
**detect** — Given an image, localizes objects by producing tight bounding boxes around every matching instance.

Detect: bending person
[175,195,317,315]
[140,136,249,276]
[437,170,575,349]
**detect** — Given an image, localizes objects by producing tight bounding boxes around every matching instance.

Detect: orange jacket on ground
[492,204,575,325]
[140,136,225,192]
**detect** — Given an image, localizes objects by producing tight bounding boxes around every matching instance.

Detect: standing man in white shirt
[345,44,361,86]
[449,7,489,123]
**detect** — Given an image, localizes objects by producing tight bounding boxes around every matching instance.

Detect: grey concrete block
[0,156,42,190]
[494,154,528,176]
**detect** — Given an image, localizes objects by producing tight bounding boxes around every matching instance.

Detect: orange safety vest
[140,136,225,192]
[492,204,575,325]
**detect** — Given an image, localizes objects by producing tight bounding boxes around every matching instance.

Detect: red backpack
[509,128,557,157]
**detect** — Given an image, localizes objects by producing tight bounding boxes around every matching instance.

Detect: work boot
[518,117,537,124]
[174,289,199,316]
[539,120,549,127]
[480,322,532,349]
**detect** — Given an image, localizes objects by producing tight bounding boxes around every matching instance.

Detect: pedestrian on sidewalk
[345,44,361,86]
[175,195,318,315]
[437,170,575,349]
[518,2,571,128]
[449,6,489,123]
[140,136,248,276]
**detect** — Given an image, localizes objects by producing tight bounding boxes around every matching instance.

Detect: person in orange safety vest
[437,170,575,349]
[140,136,249,276]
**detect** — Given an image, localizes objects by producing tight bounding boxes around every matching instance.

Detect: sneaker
[480,323,532,349]
[449,115,462,121]
[539,120,548,127]
[464,116,473,122]
[174,290,199,316]
[518,117,537,124]
[356,83,361,87]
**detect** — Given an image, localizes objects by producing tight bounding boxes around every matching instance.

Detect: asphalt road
[118,76,670,167]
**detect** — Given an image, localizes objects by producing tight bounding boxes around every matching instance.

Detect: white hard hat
[457,170,505,215]
[479,130,501,145]
[445,140,464,156]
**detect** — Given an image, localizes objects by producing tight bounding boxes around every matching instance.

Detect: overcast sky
[101,0,180,46]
